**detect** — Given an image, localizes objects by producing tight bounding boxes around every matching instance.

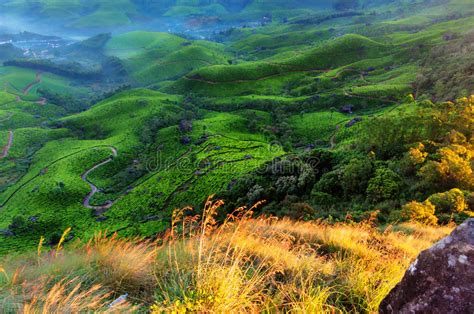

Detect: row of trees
[4,59,101,80]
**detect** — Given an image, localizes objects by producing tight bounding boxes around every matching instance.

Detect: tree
[247,184,265,203]
[407,142,428,165]
[299,162,316,186]
[310,191,336,206]
[419,145,474,190]
[428,188,468,214]
[342,157,374,196]
[8,216,27,233]
[356,113,425,158]
[275,176,298,196]
[366,167,401,202]
[402,200,438,225]
[314,171,343,196]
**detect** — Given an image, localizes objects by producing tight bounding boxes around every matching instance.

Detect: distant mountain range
[0,0,393,31]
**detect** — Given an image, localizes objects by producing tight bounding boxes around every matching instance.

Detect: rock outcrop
[379,218,474,314]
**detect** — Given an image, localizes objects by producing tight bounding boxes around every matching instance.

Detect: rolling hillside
[105,31,232,85]
[0,88,285,253]
[0,0,473,312]
[0,0,472,302]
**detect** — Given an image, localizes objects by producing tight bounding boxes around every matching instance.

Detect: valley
[0,0,472,250]
[0,0,472,312]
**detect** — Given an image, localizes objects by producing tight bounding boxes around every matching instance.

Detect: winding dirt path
[0,144,125,209]
[22,72,42,95]
[0,131,13,159]
[4,73,47,104]
[81,147,118,211]
[36,98,47,105]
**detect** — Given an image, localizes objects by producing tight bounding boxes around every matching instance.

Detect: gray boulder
[379,219,474,313]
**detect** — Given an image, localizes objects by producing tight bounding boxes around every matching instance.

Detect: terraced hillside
[105,31,232,85]
[0,88,285,253]
[0,0,473,257]
[170,34,394,93]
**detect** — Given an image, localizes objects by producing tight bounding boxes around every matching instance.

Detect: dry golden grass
[0,197,454,312]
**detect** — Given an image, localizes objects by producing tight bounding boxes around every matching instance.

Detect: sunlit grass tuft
[0,197,453,312]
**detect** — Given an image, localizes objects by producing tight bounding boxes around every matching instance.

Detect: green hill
[129,42,231,85]
[105,31,232,85]
[172,34,388,86]
[0,88,284,253]
[105,31,186,59]
[0,1,473,312]
[166,34,412,106]
[0,0,473,288]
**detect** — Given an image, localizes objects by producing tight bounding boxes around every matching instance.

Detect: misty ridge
[0,0,395,36]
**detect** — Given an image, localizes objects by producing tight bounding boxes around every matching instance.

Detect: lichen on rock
[379,219,474,314]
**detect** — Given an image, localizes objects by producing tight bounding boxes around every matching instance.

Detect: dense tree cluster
[220,96,473,224]
[37,88,90,113]
[4,59,101,80]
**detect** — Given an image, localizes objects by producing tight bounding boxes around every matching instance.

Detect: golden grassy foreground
[0,198,453,313]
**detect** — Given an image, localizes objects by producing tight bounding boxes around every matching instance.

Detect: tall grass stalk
[0,198,454,312]
[55,227,71,257]
[37,236,44,266]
